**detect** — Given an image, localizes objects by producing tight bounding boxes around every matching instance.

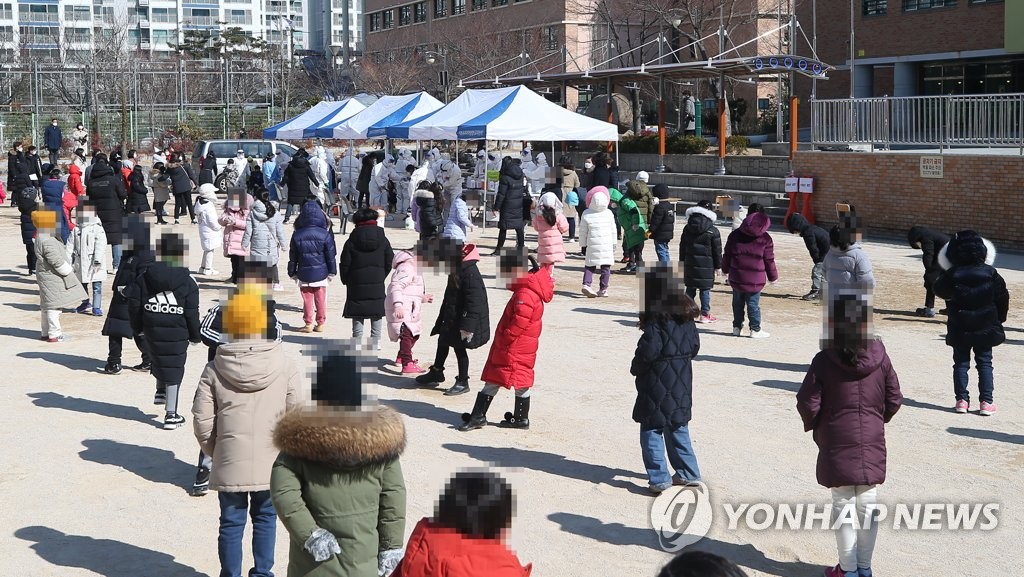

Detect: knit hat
[197,183,218,200]
[938,230,996,270]
[311,344,376,407]
[31,209,57,230]
[585,185,609,207]
[223,287,269,338]
[652,183,669,199]
[636,171,650,183]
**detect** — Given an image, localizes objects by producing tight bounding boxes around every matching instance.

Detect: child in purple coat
[720,209,778,338]
[797,295,902,577]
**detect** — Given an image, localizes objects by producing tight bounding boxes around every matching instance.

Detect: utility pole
[341,0,350,76]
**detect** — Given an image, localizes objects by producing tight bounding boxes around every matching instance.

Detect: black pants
[434,335,470,381]
[229,255,246,283]
[629,242,645,267]
[154,201,167,222]
[174,193,194,220]
[107,334,150,365]
[25,242,37,273]
[494,226,524,251]
[358,189,369,208]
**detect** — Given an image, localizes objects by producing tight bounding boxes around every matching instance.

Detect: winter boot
[443,377,470,396]
[499,396,531,429]
[458,392,494,431]
[801,290,821,301]
[415,365,445,387]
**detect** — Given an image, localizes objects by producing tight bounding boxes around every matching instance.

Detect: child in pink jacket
[532,192,569,278]
[220,190,253,284]
[385,248,433,374]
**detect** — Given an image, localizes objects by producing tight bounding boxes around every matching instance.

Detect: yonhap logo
[649,482,713,552]
[145,291,184,314]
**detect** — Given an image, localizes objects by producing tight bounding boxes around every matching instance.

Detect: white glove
[304,528,341,563]
[460,330,473,343]
[378,548,405,577]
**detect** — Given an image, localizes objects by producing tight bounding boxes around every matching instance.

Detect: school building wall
[792,152,1024,249]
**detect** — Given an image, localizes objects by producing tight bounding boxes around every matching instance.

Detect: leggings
[482,383,531,398]
[434,335,469,381]
[567,217,576,239]
[494,226,525,251]
[229,255,246,283]
[174,193,195,220]
[154,201,167,221]
[25,242,37,273]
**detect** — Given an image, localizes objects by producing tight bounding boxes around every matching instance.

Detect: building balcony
[140,19,150,27]
[140,40,151,49]
[19,14,60,23]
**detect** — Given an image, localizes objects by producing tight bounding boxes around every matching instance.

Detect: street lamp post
[425,50,449,103]
[329,42,344,98]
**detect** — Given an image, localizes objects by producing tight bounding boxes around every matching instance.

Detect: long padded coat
[242,200,286,267]
[679,206,722,290]
[431,244,489,350]
[494,160,526,230]
[220,194,253,257]
[127,261,201,384]
[480,268,554,390]
[721,212,778,294]
[907,225,950,289]
[339,222,394,319]
[287,201,337,284]
[933,233,1009,350]
[102,249,155,339]
[385,251,425,340]
[86,162,127,246]
[630,319,699,430]
[578,189,616,267]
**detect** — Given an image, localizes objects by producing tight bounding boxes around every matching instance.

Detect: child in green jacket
[610,188,647,273]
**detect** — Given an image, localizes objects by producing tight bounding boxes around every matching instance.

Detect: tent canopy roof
[262,97,370,140]
[320,92,444,139]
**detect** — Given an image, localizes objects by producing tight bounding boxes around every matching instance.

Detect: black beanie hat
[311,346,375,407]
[653,183,669,199]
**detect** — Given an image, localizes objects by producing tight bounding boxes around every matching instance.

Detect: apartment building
[307,0,364,58]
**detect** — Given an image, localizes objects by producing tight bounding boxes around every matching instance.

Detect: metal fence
[0,60,305,151]
[811,93,1024,152]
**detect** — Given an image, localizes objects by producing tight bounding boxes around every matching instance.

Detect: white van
[192,139,299,174]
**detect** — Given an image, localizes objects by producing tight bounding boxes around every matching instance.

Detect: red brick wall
[793,151,1024,248]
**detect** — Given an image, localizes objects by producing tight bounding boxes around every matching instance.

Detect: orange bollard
[784,192,799,228]
[800,191,816,225]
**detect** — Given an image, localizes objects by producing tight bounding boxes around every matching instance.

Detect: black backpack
[17,186,39,214]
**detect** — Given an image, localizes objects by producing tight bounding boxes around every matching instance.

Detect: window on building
[414,2,426,22]
[968,0,1001,3]
[903,0,955,10]
[544,25,558,50]
[64,5,91,22]
[151,7,172,22]
[434,0,446,17]
[153,29,173,45]
[398,5,411,25]
[382,9,393,28]
[451,0,465,13]
[0,4,11,20]
[19,25,58,43]
[472,0,485,9]
[0,25,12,41]
[369,12,381,31]
[228,9,251,24]
[492,0,508,5]
[25,4,59,22]
[66,27,89,42]
[863,0,887,14]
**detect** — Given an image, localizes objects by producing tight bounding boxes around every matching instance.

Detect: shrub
[618,134,660,154]
[726,135,750,155]
[667,135,710,155]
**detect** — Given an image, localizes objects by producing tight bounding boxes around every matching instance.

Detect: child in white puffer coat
[578,186,616,297]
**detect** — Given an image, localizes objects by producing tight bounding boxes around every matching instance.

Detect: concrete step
[660,185,789,209]
[667,198,788,227]
[650,172,787,194]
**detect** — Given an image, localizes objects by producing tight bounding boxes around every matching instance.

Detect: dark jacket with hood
[627,179,654,227]
[7,150,28,189]
[797,339,902,488]
[494,158,526,230]
[786,213,830,264]
[271,405,406,577]
[199,154,218,185]
[413,188,444,239]
[288,201,338,283]
[127,172,151,213]
[102,219,155,339]
[631,318,699,429]
[127,261,201,384]
[167,161,196,195]
[721,212,778,294]
[907,225,950,288]
[679,206,722,290]
[41,177,71,244]
[339,222,394,319]
[16,173,37,245]
[431,243,490,350]
[648,186,674,243]
[284,151,319,205]
[86,161,127,245]
[933,231,1009,349]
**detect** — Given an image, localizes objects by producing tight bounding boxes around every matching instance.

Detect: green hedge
[618,134,710,155]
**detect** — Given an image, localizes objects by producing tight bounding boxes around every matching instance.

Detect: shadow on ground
[443,443,645,490]
[14,526,206,577]
[901,397,951,413]
[696,355,807,374]
[19,351,103,372]
[752,379,800,392]
[79,439,194,490]
[947,426,1024,445]
[29,392,155,425]
[572,307,635,318]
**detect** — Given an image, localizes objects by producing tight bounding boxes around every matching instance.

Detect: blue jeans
[110,244,123,270]
[686,286,711,315]
[953,345,994,404]
[654,241,670,264]
[218,491,276,577]
[731,291,762,331]
[640,425,701,486]
[83,281,102,311]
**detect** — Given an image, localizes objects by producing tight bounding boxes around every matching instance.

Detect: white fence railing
[811,93,1024,151]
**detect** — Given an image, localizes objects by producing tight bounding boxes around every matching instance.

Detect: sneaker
[620,255,631,263]
[979,401,996,416]
[581,284,597,298]
[75,301,91,314]
[597,288,609,297]
[174,219,180,224]
[916,307,937,318]
[858,568,873,577]
[46,335,69,343]
[698,313,717,324]
[954,399,969,414]
[103,362,123,375]
[801,291,821,301]
[299,323,314,333]
[402,361,425,374]
[648,481,673,495]
[823,565,857,577]
[191,467,210,496]
[205,269,220,276]
[750,329,770,339]
[313,323,326,333]
[163,412,186,430]
[672,476,703,487]
[415,366,445,386]
[732,327,742,336]
[130,361,151,372]
[154,390,167,405]
[92,308,103,316]
[191,219,197,225]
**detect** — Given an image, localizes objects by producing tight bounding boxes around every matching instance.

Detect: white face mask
[584,161,593,170]
[52,122,57,126]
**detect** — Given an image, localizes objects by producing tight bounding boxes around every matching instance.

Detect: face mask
[52,122,58,126]
[585,162,593,169]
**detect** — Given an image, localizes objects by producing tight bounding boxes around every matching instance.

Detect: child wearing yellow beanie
[33,209,88,342]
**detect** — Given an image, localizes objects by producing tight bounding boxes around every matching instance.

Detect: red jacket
[68,163,85,196]
[394,519,531,577]
[63,190,79,232]
[480,266,553,390]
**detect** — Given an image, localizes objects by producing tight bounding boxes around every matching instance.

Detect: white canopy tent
[320,92,444,139]
[262,98,368,140]
[455,85,619,142]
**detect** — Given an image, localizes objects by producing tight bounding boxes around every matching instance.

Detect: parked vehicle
[191,140,298,175]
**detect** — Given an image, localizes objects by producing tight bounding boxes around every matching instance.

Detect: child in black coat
[128,232,201,429]
[101,214,153,374]
[933,230,1009,416]
[786,212,830,301]
[631,264,702,494]
[648,184,675,264]
[907,225,950,317]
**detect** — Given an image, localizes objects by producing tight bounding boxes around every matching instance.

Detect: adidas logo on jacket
[145,291,185,315]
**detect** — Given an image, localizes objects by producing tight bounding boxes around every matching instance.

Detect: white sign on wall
[798,178,814,194]
[785,176,799,193]
[920,156,944,179]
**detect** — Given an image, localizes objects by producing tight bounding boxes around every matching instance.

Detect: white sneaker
[205,269,220,276]
[597,289,609,297]
[581,285,597,298]
[732,327,742,336]
[750,329,770,339]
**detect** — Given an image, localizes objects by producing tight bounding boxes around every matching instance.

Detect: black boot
[458,392,494,431]
[415,366,445,386]
[499,396,530,429]
[443,377,470,396]
[801,290,821,301]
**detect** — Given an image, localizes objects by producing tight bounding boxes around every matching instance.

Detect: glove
[393,306,404,321]
[304,528,341,563]
[460,330,473,343]
[378,548,405,577]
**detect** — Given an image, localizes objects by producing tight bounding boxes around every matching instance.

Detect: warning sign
[920,156,944,179]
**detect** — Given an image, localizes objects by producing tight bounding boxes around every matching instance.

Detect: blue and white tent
[263,98,368,140]
[320,92,444,139]
[384,87,517,141]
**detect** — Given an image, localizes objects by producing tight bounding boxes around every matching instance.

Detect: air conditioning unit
[140,40,151,48]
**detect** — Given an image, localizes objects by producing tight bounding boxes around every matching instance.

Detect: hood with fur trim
[273,405,406,469]
[938,231,996,270]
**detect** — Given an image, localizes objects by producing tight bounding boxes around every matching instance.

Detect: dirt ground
[1,206,1022,577]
